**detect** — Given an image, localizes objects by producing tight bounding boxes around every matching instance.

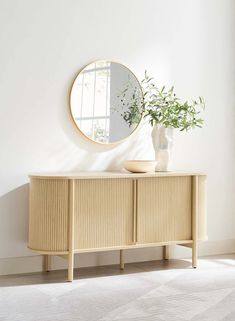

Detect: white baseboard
[1,239,235,276]
[171,239,235,258]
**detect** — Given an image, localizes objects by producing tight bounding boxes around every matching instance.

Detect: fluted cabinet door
[29,178,69,251]
[74,179,133,249]
[137,177,192,244]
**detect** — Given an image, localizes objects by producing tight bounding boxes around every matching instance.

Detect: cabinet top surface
[29,171,206,180]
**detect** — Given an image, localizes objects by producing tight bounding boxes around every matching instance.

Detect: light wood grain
[192,176,198,268]
[137,177,192,244]
[68,180,75,281]
[29,171,206,180]
[43,255,52,272]
[28,248,69,255]
[163,245,170,260]
[29,178,68,251]
[198,175,207,240]
[133,180,137,244]
[28,172,207,281]
[74,179,133,249]
[29,239,193,255]
[73,240,193,253]
[120,250,124,270]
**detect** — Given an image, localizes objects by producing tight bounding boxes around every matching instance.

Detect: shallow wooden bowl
[123,160,157,173]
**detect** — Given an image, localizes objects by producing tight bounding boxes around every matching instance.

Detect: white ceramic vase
[151,124,174,171]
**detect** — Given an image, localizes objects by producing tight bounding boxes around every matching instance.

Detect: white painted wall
[0,0,235,274]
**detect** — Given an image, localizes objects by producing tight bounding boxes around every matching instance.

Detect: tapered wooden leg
[44,255,52,272]
[120,250,124,270]
[163,245,170,260]
[192,241,198,268]
[68,252,74,282]
[192,176,198,269]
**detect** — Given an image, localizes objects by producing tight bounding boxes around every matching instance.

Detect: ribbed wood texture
[74,179,133,249]
[137,177,192,243]
[68,180,75,281]
[28,174,207,262]
[29,178,68,251]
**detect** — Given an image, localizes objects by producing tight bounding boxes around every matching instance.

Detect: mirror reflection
[70,60,143,144]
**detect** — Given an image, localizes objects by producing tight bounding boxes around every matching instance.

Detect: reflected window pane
[80,71,95,117]
[95,61,111,69]
[94,68,110,116]
[80,118,110,143]
[70,60,143,144]
[93,118,109,143]
[80,119,93,138]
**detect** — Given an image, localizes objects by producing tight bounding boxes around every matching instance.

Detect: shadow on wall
[0,184,30,258]
[62,125,152,172]
[40,117,152,173]
[0,73,152,260]
[55,74,154,172]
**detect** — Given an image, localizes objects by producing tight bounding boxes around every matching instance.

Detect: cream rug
[0,254,235,321]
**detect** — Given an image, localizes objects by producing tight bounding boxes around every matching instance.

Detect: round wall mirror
[70,60,143,144]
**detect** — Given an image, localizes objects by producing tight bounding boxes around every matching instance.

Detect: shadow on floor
[0,259,192,287]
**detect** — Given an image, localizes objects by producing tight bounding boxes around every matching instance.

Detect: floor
[0,254,235,321]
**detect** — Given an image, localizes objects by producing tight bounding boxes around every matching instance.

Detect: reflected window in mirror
[76,61,111,143]
[70,60,143,144]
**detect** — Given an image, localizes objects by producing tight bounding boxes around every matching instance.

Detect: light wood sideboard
[28,171,207,281]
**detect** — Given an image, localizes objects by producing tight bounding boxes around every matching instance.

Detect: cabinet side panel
[137,177,192,243]
[198,175,207,240]
[29,178,68,251]
[74,179,133,249]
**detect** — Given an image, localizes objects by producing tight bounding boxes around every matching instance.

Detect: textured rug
[0,254,235,321]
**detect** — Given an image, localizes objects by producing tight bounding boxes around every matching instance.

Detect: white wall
[0,0,235,274]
